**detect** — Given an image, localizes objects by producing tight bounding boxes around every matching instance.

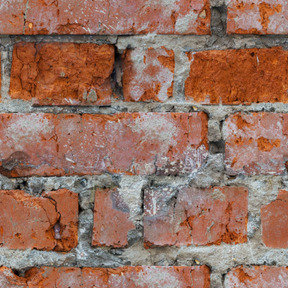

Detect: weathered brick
[225,266,288,287]
[144,186,248,247]
[225,112,288,175]
[122,48,174,102]
[0,0,210,35]
[0,189,78,251]
[261,189,288,248]
[0,112,208,177]
[92,188,135,248]
[227,0,288,34]
[10,42,114,106]
[185,47,288,104]
[0,266,210,288]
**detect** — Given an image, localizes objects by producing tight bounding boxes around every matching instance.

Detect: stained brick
[0,0,211,35]
[261,189,288,248]
[144,186,248,247]
[0,112,208,177]
[122,48,174,102]
[92,188,135,248]
[185,47,288,104]
[225,266,288,287]
[227,0,288,34]
[10,42,114,106]
[0,189,78,251]
[225,112,288,175]
[0,266,210,288]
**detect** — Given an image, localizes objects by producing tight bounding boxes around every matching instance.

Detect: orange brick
[0,113,208,177]
[0,189,78,251]
[185,47,288,104]
[10,42,114,106]
[122,48,174,102]
[144,186,248,247]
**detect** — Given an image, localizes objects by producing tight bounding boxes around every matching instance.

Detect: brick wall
[0,1,288,287]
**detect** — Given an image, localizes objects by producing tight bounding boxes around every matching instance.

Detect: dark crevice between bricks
[111,46,124,101]
[209,140,225,154]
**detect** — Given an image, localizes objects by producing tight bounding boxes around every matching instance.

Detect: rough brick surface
[92,188,135,248]
[0,112,208,177]
[0,0,211,35]
[0,189,78,251]
[122,48,174,102]
[261,189,288,248]
[0,266,210,287]
[144,186,248,247]
[10,42,114,106]
[225,266,288,287]
[227,0,288,34]
[225,112,288,175]
[185,47,288,104]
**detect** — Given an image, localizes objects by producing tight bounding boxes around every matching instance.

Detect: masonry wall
[1,0,288,287]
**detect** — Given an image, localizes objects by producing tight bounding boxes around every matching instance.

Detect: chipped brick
[10,42,114,106]
[144,186,248,247]
[0,112,208,177]
[0,189,78,251]
[122,48,174,102]
[185,47,288,104]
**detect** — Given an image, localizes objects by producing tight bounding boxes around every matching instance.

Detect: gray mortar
[1,2,288,287]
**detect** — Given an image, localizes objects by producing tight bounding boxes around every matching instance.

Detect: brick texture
[227,0,288,34]
[122,48,174,102]
[0,266,210,288]
[0,112,208,177]
[185,47,288,104]
[0,0,211,35]
[261,189,288,248]
[225,266,288,287]
[224,112,288,175]
[10,42,115,106]
[144,186,248,247]
[92,188,135,248]
[0,189,78,251]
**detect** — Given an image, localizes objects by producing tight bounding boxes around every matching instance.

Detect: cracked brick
[0,189,78,251]
[144,186,248,247]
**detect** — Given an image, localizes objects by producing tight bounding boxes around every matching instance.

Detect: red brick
[82,266,210,288]
[10,42,114,106]
[185,47,288,104]
[0,112,208,177]
[122,48,174,102]
[144,186,248,247]
[227,0,288,34]
[0,189,78,251]
[0,0,26,35]
[0,266,210,288]
[2,0,211,35]
[261,189,288,248]
[226,266,288,287]
[225,112,288,175]
[92,188,135,248]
